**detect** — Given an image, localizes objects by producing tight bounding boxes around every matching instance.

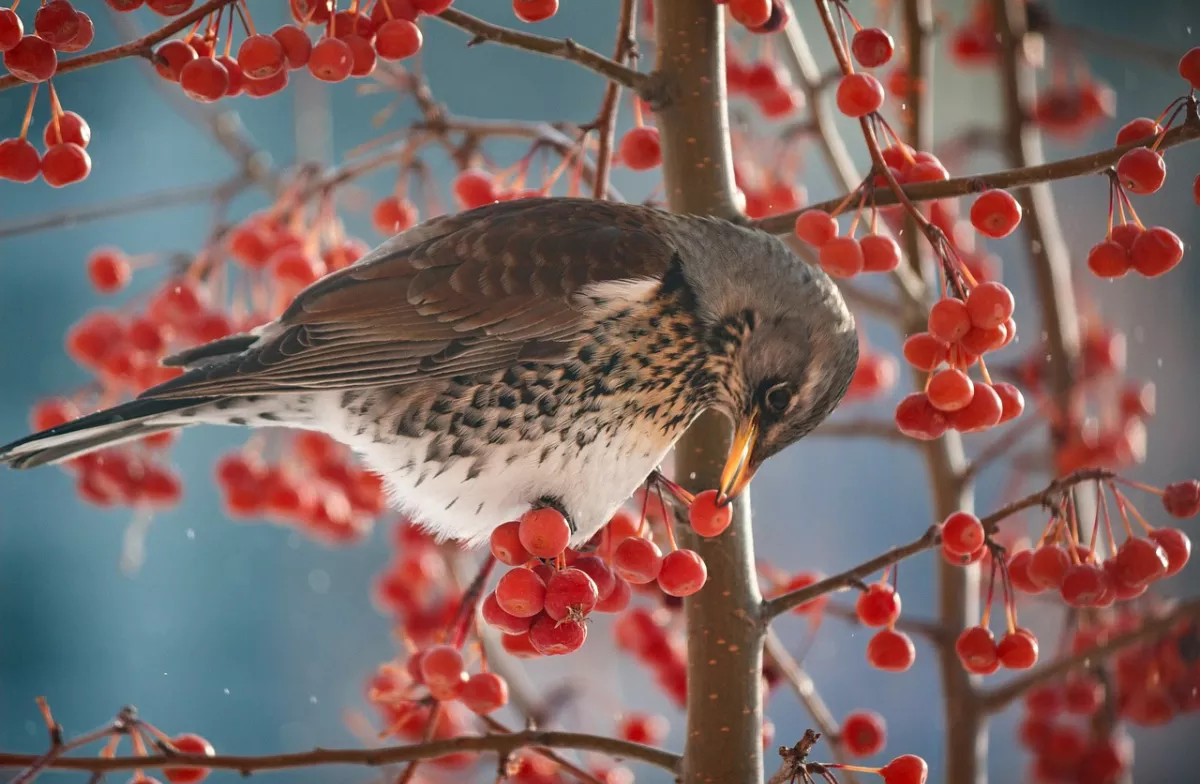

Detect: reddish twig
[0,0,238,92]
[0,730,681,775]
[589,0,639,200]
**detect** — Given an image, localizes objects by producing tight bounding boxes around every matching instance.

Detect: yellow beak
[717,412,759,506]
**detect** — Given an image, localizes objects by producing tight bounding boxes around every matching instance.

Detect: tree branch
[435,8,650,94]
[0,730,681,776]
[0,0,237,92]
[978,598,1200,713]
[809,418,914,445]
[752,119,1200,235]
[589,0,638,200]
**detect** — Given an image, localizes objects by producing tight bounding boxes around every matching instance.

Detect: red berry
[371,196,418,234]
[1086,239,1131,278]
[270,248,326,288]
[374,19,422,60]
[941,512,985,556]
[855,583,901,627]
[154,39,196,81]
[163,734,214,784]
[771,570,827,615]
[841,709,886,756]
[343,33,376,77]
[969,190,1022,239]
[689,489,732,537]
[4,35,57,82]
[87,248,132,293]
[1110,222,1143,251]
[880,754,928,784]
[41,143,91,187]
[595,575,631,613]
[513,0,559,23]
[34,1,80,47]
[43,111,91,148]
[453,169,498,209]
[617,712,669,745]
[420,644,467,701]
[1007,549,1041,593]
[997,628,1038,669]
[955,626,998,674]
[819,236,864,278]
[1148,527,1191,576]
[1112,536,1169,586]
[0,9,23,53]
[495,567,546,618]
[836,73,885,117]
[31,397,80,431]
[490,521,532,566]
[1116,147,1167,195]
[0,138,41,182]
[894,393,949,441]
[729,0,771,28]
[619,127,662,171]
[1063,676,1103,715]
[1163,479,1200,517]
[927,368,974,412]
[543,567,599,620]
[528,614,587,655]
[571,555,616,600]
[179,57,230,102]
[860,233,901,272]
[481,592,532,635]
[959,324,1006,356]
[1116,117,1162,145]
[851,28,894,68]
[1129,226,1184,277]
[500,631,540,659]
[613,537,664,584]
[238,34,285,79]
[1060,562,1108,607]
[460,672,508,715]
[147,0,195,14]
[965,282,1015,330]
[308,36,353,81]
[273,25,312,69]
[657,549,708,597]
[902,333,948,372]
[866,629,915,672]
[794,210,838,247]
[950,382,1002,432]
[928,297,972,342]
[518,508,571,558]
[1178,46,1200,89]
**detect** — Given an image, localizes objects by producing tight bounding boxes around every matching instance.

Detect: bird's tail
[0,397,216,470]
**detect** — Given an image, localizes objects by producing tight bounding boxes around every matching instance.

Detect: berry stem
[18,84,38,142]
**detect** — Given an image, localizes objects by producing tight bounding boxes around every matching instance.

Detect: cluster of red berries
[726,54,805,120]
[794,209,902,278]
[1019,681,1135,784]
[859,582,917,674]
[368,675,477,770]
[30,397,182,509]
[725,0,789,35]
[83,719,216,784]
[1032,78,1116,142]
[615,606,688,707]
[844,335,899,403]
[895,283,1024,440]
[733,156,807,220]
[215,431,384,545]
[1,1,93,83]
[947,1,998,67]
[1006,480,1195,611]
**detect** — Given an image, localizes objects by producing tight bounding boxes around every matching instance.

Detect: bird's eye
[763,383,792,414]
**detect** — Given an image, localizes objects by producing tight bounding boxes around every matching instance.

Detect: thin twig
[479,717,603,784]
[435,8,649,94]
[0,0,237,92]
[764,630,861,784]
[589,0,639,200]
[822,603,945,641]
[809,418,913,445]
[0,730,681,775]
[978,598,1200,712]
[754,119,1200,235]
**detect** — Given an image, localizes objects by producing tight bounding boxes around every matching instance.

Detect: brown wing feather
[139,198,682,400]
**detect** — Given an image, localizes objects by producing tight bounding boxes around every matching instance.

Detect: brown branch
[809,418,914,445]
[753,119,1200,235]
[978,597,1200,712]
[478,718,604,784]
[0,730,681,776]
[0,0,237,92]
[764,630,862,784]
[589,0,638,200]
[0,178,246,240]
[823,602,945,641]
[435,8,649,94]
[760,468,1113,621]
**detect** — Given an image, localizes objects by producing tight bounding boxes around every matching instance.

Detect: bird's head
[673,220,859,504]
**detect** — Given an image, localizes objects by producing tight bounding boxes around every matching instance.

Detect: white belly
[349,416,683,547]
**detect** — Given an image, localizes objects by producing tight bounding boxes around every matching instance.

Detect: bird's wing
[139,198,682,399]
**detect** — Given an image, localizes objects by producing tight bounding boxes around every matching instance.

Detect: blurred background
[1,1,1198,782]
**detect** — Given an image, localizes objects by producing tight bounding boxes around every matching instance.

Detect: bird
[0,197,858,546]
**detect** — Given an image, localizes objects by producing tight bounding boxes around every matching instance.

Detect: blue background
[1,1,1198,782]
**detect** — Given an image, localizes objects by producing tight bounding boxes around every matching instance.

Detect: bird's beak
[717,412,760,506]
